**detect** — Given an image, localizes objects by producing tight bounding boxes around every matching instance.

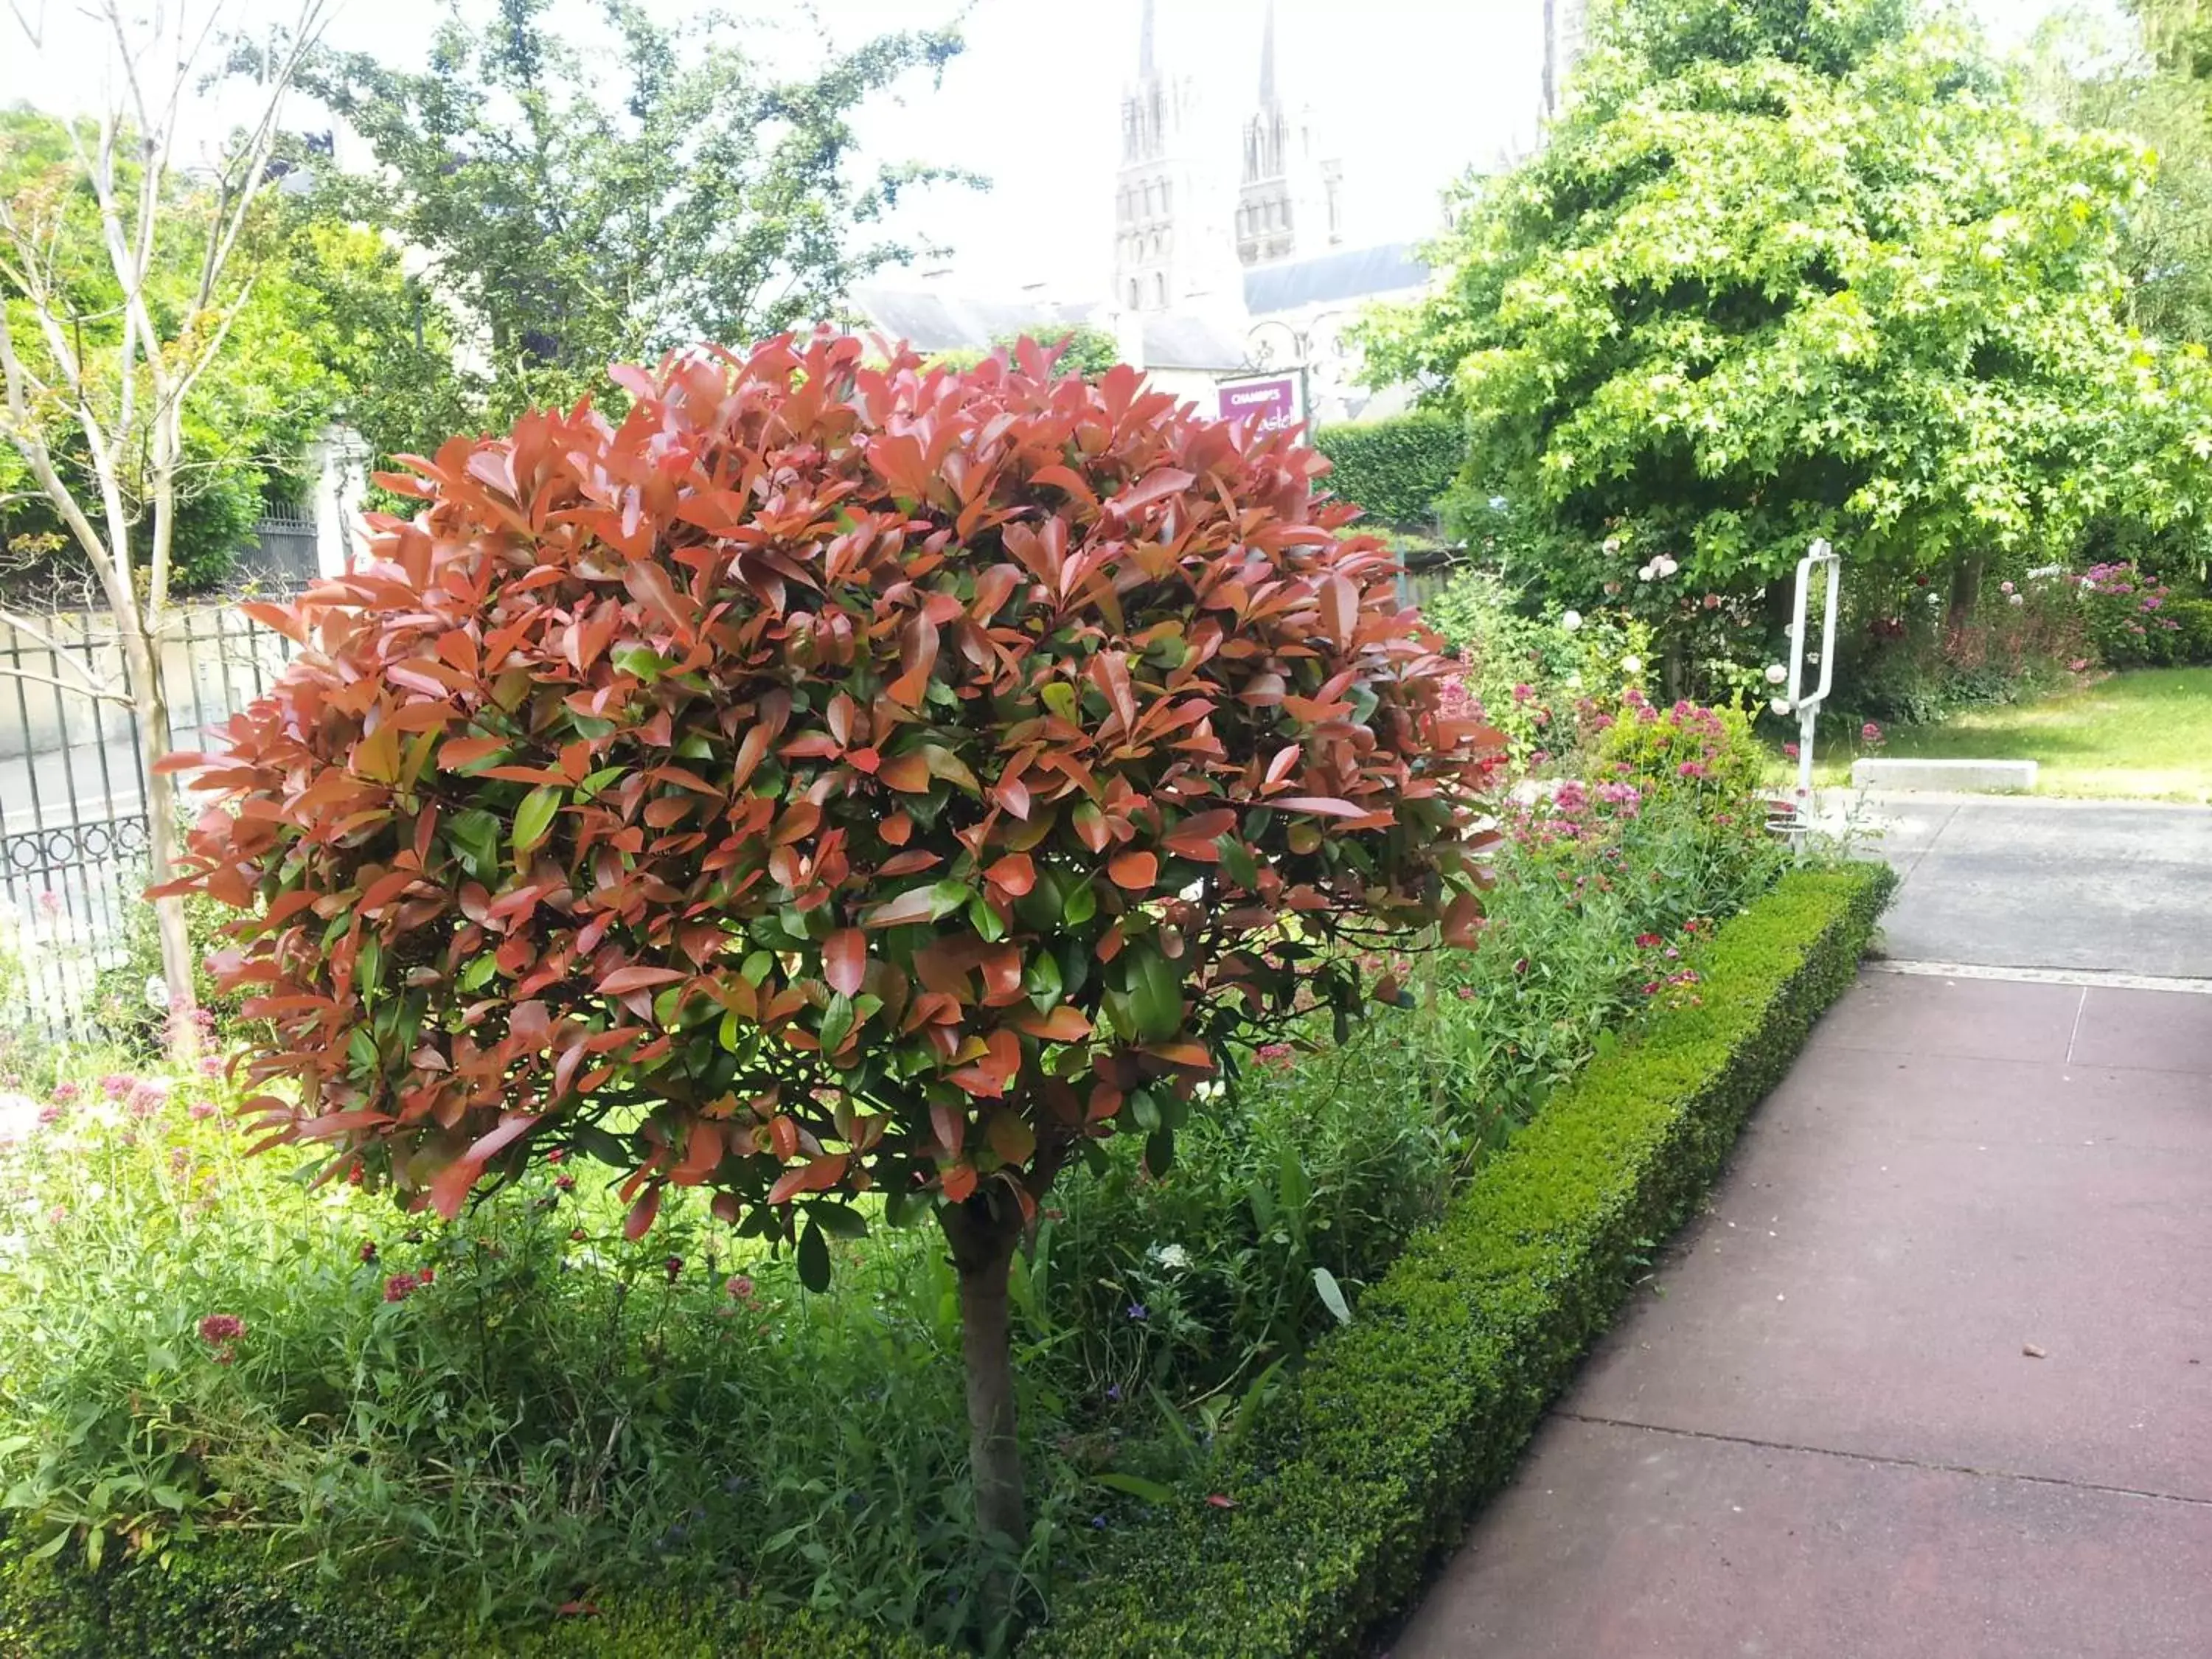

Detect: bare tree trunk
[119,616,195,1056]
[1949,554,1986,624]
[939,1195,1027,1571]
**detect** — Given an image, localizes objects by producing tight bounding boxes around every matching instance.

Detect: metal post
[1784,538,1842,858]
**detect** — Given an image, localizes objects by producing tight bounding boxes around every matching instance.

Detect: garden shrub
[2079,560,2208,667]
[1420,568,1651,765]
[159,332,1503,1579]
[1310,410,1464,530]
[1595,690,1764,804]
[1027,860,1896,1659]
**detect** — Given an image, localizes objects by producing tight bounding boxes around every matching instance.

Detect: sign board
[1216,374,1302,433]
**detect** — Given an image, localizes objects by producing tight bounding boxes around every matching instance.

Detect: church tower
[1113,0,1237,313]
[1234,1,1342,268]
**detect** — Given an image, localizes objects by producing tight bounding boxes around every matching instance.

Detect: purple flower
[1126,1302,1148,1321]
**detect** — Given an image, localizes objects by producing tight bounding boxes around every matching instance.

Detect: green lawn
[1797,668,2212,803]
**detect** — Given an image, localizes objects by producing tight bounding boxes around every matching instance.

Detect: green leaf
[818,992,855,1054]
[459,954,498,992]
[796,1219,832,1293]
[611,641,669,682]
[448,808,501,880]
[512,785,563,857]
[576,765,627,801]
[1061,877,1099,928]
[1312,1265,1353,1326]
[1094,1472,1178,1505]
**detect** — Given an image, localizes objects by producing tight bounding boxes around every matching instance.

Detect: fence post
[307,423,372,578]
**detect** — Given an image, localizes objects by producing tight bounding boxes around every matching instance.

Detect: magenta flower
[198,1313,245,1345]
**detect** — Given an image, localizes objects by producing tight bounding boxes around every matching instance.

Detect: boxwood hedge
[1023,860,1894,1659]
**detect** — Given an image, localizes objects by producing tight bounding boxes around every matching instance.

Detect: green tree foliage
[0,108,363,592]
[300,0,968,432]
[1363,0,2210,622]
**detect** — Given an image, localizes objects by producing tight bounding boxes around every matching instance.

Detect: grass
[1795,669,2212,802]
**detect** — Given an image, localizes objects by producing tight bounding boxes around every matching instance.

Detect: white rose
[1566,671,1584,690]
[2008,592,2025,606]
[1621,655,1643,675]
[1637,564,1655,582]
[1926,591,1941,605]
[1770,696,1792,716]
[1654,555,1678,578]
[1602,537,1621,554]
[1764,663,1787,685]
[1560,609,1583,632]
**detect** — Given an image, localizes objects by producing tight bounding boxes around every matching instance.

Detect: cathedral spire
[1138,0,1156,80]
[1258,0,1277,106]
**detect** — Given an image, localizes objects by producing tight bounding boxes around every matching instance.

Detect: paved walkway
[1395,796,2212,1659]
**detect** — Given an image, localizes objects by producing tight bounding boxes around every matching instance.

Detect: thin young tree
[0,0,329,1034]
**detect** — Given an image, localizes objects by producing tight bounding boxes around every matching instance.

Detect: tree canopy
[1363,0,2211,619]
[300,0,968,434]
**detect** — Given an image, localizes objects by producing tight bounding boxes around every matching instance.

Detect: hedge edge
[1024,860,1897,1659]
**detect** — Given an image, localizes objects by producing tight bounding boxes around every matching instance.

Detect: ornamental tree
[156,333,1502,1557]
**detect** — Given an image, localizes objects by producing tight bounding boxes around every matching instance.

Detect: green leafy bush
[1027,861,1896,1659]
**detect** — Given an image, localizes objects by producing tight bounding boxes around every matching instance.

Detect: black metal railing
[0,604,299,1039]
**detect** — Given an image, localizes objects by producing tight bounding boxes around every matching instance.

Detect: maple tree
[157,333,1503,1565]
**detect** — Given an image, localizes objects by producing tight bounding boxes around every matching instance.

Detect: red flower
[358,1240,378,1263]
[383,1273,420,1303]
[664,1255,685,1282]
[197,1313,246,1345]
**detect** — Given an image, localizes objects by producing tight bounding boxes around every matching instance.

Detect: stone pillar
[306,424,372,578]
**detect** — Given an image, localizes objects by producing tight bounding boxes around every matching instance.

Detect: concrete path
[1394,801,2212,1659]
[1857,792,2212,978]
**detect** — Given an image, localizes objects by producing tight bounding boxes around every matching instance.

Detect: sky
[0,0,2133,304]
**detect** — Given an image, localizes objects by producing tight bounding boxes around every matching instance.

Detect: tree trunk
[1949,554,1985,625]
[939,1195,1026,1561]
[121,620,198,1058]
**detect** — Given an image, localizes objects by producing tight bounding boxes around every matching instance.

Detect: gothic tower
[1113,0,1237,313]
[1234,0,1342,268]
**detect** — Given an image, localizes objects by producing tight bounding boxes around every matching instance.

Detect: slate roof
[1242,242,1430,316]
[849,286,1250,372]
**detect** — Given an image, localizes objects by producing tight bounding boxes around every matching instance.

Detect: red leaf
[823,928,866,998]
[985,853,1035,896]
[624,1184,662,1241]
[941,1161,978,1203]
[1108,467,1195,518]
[1108,850,1158,891]
[1319,575,1358,647]
[1269,796,1368,818]
[597,964,687,995]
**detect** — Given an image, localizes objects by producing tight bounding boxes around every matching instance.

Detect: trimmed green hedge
[1,864,1891,1659]
[1311,411,1464,529]
[0,1539,943,1658]
[1023,860,1896,1659]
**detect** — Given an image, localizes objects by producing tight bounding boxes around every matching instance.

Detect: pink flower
[198,1056,224,1078]
[383,1273,420,1303]
[198,1314,245,1345]
[1256,1043,1295,1070]
[1511,682,1534,704]
[188,1102,216,1121]
[99,1073,135,1101]
[1860,721,1885,746]
[1635,933,1663,949]
[725,1274,757,1301]
[1782,742,1801,760]
[49,1082,77,1104]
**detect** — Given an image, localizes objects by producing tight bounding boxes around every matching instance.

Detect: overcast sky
[2,0,2132,303]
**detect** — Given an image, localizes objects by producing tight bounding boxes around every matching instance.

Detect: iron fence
[0,602,300,1040]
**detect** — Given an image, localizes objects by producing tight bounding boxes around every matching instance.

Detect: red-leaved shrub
[159,333,1503,1545]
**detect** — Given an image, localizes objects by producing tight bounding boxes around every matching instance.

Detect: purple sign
[1217,375,1301,432]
